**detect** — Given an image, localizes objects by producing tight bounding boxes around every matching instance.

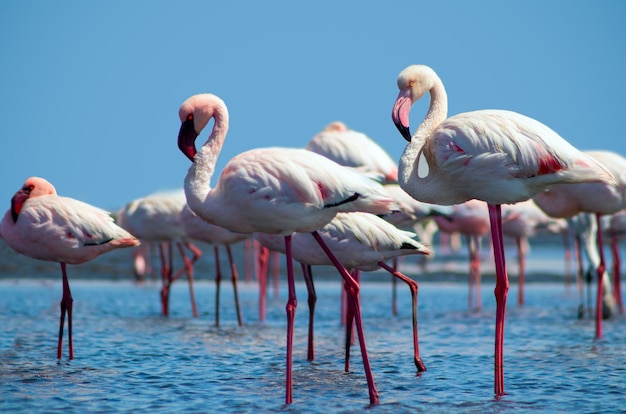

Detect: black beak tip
[394,123,412,142]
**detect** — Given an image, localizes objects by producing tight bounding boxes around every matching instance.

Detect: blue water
[1,237,625,413]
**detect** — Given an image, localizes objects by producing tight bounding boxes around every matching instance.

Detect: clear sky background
[1,1,624,211]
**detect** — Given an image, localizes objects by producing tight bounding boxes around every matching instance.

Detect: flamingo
[180,204,250,326]
[255,212,432,371]
[0,177,139,360]
[533,150,626,338]
[117,189,201,317]
[306,121,398,183]
[178,93,398,405]
[391,64,614,397]
[433,199,490,311]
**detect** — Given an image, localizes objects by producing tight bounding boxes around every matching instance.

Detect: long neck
[184,108,228,218]
[398,77,448,200]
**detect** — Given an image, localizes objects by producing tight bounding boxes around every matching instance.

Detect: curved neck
[184,107,228,217]
[398,76,448,198]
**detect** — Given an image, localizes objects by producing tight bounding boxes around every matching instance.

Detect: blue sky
[1,1,624,211]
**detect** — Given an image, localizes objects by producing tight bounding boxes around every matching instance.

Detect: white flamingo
[391,64,614,397]
[177,93,398,405]
[0,177,139,360]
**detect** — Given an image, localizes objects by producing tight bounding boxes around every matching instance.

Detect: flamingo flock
[1,64,623,407]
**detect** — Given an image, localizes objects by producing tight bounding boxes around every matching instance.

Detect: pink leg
[244,239,253,282]
[517,237,526,306]
[466,235,475,310]
[573,234,586,318]
[311,231,380,406]
[391,257,398,316]
[595,213,606,339]
[173,241,201,318]
[214,246,222,327]
[488,204,509,398]
[226,245,243,326]
[283,235,296,405]
[378,261,426,372]
[300,263,316,362]
[344,269,360,372]
[273,251,280,298]
[158,242,173,317]
[256,244,269,322]
[611,233,623,314]
[57,262,74,360]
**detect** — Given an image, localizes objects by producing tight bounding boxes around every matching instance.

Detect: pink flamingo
[117,189,201,317]
[180,204,251,326]
[433,199,490,311]
[501,200,567,305]
[178,93,398,405]
[0,177,139,360]
[255,212,432,371]
[533,150,626,338]
[391,64,614,397]
[306,121,398,183]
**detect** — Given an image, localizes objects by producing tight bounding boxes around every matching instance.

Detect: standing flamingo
[0,177,139,360]
[306,121,398,183]
[255,212,432,371]
[391,64,614,397]
[117,189,201,317]
[178,93,398,405]
[180,204,250,326]
[533,150,626,338]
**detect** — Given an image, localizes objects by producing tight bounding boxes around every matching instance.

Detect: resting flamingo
[180,204,250,326]
[306,121,398,183]
[178,93,398,405]
[391,64,614,397]
[0,177,139,360]
[533,150,626,338]
[255,211,431,371]
[117,189,201,317]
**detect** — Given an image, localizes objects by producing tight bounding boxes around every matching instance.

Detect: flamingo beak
[178,117,199,162]
[391,90,413,142]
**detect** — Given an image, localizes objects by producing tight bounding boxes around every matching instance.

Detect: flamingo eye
[187,114,194,121]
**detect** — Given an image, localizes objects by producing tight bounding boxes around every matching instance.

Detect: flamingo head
[11,177,56,222]
[392,65,440,142]
[178,93,228,162]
